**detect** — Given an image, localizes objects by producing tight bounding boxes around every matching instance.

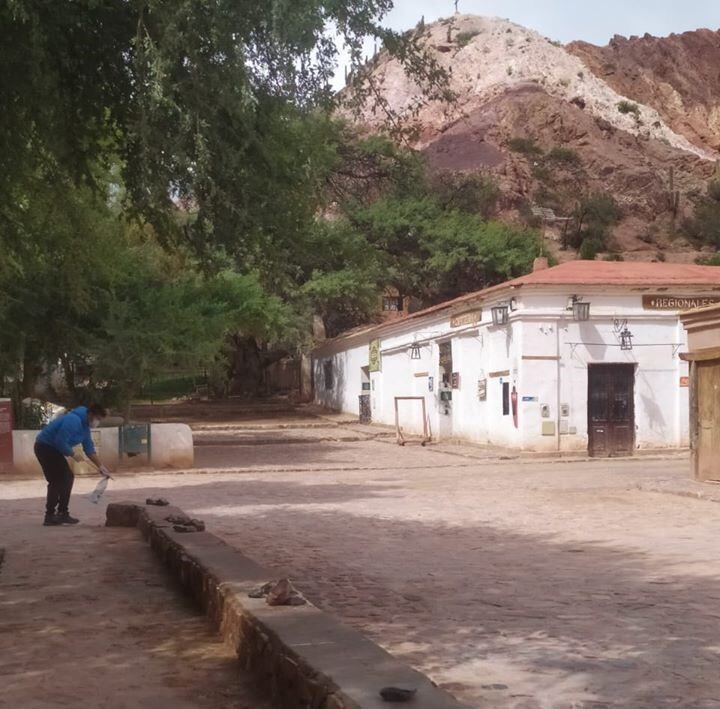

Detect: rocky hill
[343,15,720,262]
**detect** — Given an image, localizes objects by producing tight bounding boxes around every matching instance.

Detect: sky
[332,0,720,88]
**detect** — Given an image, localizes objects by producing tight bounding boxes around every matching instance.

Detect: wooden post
[689,359,699,480]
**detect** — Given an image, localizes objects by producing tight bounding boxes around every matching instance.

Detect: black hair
[87,402,108,418]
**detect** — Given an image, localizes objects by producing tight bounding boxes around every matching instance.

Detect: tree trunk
[21,349,42,399]
[59,353,77,398]
[228,336,265,396]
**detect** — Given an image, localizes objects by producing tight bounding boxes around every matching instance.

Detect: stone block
[105,502,142,527]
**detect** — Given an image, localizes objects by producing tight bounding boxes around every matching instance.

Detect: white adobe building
[312,260,720,457]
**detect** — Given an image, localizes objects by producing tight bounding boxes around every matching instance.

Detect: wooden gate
[588,364,635,458]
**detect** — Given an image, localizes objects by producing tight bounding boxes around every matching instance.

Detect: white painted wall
[10,424,193,475]
[313,340,369,415]
[313,285,703,452]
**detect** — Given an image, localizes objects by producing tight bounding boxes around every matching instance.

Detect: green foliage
[580,193,621,227]
[347,196,542,305]
[684,179,720,246]
[696,254,720,266]
[456,30,480,48]
[431,172,499,218]
[569,193,620,254]
[532,164,553,183]
[1,1,447,261]
[507,137,542,156]
[16,401,48,430]
[0,173,290,410]
[140,375,200,402]
[92,263,287,412]
[617,100,640,116]
[546,147,581,167]
[579,236,603,260]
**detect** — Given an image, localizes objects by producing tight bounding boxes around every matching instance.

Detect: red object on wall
[0,399,13,472]
[511,386,519,428]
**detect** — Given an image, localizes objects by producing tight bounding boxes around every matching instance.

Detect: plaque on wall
[642,295,720,311]
[450,310,481,328]
[368,339,381,372]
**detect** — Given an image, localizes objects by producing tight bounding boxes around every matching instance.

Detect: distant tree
[685,180,720,247]
[570,193,621,257]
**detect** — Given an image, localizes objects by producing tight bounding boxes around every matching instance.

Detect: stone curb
[106,502,469,709]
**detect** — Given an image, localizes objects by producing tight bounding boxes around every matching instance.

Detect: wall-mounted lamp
[567,295,590,321]
[491,304,509,326]
[491,298,516,326]
[620,327,634,351]
[409,342,421,360]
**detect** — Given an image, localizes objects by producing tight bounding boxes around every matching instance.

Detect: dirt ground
[4,434,720,708]
[0,509,271,709]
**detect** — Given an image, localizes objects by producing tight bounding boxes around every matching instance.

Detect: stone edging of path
[106,501,468,709]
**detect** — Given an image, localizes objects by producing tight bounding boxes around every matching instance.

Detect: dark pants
[34,441,74,516]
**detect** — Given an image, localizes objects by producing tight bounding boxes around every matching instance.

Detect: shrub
[432,172,499,218]
[456,30,480,48]
[507,136,542,155]
[684,179,720,246]
[580,236,603,260]
[617,100,640,116]
[546,146,581,167]
[696,254,720,266]
[531,164,553,182]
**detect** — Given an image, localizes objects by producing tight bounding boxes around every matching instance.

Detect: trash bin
[119,423,151,463]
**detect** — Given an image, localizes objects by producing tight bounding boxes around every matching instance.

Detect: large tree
[1,1,444,259]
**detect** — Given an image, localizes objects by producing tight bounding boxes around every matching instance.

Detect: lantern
[620,327,634,351]
[569,295,590,321]
[491,304,509,326]
[409,342,421,360]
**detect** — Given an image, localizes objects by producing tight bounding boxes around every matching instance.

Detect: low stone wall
[10,423,193,475]
[107,502,467,709]
[12,427,120,476]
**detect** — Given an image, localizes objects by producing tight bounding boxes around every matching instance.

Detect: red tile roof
[318,261,720,347]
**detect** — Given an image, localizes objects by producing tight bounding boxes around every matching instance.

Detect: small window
[323,361,334,390]
[502,382,510,416]
[382,296,403,312]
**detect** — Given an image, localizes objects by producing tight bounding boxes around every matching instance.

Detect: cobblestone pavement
[0,504,271,708]
[3,440,720,708]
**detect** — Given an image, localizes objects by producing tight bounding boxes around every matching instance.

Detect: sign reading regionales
[450,310,481,328]
[642,295,720,311]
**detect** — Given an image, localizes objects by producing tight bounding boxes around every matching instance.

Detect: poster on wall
[368,339,381,373]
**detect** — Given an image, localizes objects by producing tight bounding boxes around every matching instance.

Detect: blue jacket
[37,406,96,457]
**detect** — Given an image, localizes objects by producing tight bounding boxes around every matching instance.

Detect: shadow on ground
[0,522,271,709]
[80,475,720,709]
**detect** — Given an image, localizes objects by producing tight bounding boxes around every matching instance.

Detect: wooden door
[697,362,720,480]
[588,364,635,457]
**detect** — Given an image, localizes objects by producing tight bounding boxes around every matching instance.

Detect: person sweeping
[35,403,111,526]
